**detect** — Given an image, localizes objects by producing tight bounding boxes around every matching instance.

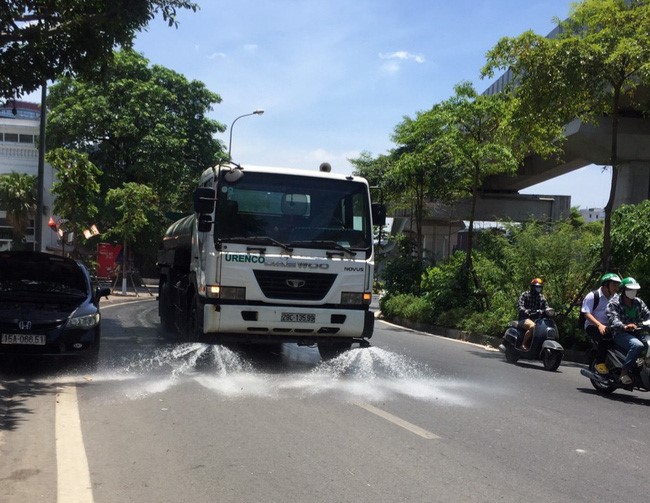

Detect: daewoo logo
[18,321,32,330]
[286,279,306,288]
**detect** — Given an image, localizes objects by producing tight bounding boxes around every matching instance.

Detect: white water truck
[156,162,386,359]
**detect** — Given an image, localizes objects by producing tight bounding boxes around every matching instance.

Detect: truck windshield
[214,171,372,250]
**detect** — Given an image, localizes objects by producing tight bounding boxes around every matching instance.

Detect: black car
[0,251,111,368]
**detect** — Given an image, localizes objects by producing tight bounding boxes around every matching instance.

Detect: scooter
[580,320,650,394]
[499,308,564,371]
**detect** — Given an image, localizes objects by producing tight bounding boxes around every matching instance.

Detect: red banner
[97,243,122,278]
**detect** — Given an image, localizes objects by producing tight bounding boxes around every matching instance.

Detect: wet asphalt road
[2,297,650,503]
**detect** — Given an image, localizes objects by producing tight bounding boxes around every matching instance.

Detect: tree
[482,0,650,271]
[47,50,224,207]
[390,105,462,260]
[46,50,225,265]
[610,200,650,287]
[0,0,198,100]
[105,182,159,287]
[0,171,37,249]
[47,148,102,254]
[439,83,521,278]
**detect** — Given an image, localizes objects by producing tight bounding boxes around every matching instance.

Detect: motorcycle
[499,308,564,371]
[580,320,650,394]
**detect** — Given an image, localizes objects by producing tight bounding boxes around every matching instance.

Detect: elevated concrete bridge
[461,27,650,222]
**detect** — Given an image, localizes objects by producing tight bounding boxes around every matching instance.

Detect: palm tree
[0,172,37,249]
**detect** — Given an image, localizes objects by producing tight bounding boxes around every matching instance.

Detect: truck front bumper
[201,303,374,342]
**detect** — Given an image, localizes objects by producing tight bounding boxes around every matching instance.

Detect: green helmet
[600,272,622,285]
[620,277,641,290]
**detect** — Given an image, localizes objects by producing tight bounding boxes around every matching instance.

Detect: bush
[379,294,435,324]
[381,234,425,296]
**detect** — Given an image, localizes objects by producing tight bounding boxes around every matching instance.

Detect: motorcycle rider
[581,273,621,375]
[517,278,549,351]
[606,277,650,385]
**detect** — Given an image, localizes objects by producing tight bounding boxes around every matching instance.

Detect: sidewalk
[100,279,157,305]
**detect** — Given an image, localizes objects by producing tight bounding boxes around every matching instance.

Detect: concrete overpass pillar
[614,161,650,208]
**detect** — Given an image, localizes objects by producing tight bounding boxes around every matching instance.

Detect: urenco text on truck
[157,162,385,359]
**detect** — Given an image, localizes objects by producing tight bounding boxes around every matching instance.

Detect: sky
[129,0,611,209]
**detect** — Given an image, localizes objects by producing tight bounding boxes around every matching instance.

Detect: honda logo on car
[224,253,329,269]
[18,321,32,330]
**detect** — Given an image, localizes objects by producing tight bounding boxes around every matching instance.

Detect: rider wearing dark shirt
[517,278,549,351]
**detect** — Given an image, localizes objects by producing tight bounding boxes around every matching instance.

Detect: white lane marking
[56,384,94,503]
[101,298,155,309]
[353,401,441,439]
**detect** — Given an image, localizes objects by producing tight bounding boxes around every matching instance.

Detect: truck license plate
[281,313,315,323]
[1,333,46,345]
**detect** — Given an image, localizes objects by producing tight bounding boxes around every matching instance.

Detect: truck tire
[158,281,175,332]
[185,294,202,343]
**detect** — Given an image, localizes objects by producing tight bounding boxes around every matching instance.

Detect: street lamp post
[228,109,264,159]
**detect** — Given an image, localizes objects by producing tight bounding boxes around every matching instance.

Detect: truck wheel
[185,294,202,343]
[158,282,175,332]
[318,341,352,360]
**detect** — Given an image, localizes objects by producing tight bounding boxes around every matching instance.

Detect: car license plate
[281,313,315,323]
[1,333,46,345]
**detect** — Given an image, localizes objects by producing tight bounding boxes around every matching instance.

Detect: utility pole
[35,80,47,252]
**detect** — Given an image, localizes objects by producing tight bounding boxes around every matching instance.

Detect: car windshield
[0,252,89,297]
[213,171,372,251]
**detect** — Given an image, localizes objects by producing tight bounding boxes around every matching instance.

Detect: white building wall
[0,108,58,251]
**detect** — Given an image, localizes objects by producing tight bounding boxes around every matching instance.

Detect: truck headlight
[206,285,246,300]
[67,312,100,329]
[341,292,372,305]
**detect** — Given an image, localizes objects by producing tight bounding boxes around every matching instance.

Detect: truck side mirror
[193,187,216,214]
[372,203,387,227]
[197,214,213,232]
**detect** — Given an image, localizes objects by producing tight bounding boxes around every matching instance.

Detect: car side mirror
[95,286,111,302]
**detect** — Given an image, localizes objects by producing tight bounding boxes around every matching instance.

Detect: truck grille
[253,270,336,301]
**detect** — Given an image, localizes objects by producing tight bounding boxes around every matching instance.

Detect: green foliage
[384,217,603,346]
[381,235,424,296]
[105,183,159,245]
[379,294,435,324]
[0,0,199,100]
[47,50,224,208]
[0,171,36,247]
[482,0,650,269]
[48,148,102,238]
[46,49,224,268]
[611,200,650,288]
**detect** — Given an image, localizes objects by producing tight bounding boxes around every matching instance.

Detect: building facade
[0,100,57,251]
